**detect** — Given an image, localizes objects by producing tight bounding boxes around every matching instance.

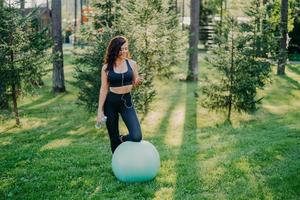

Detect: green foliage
[93,0,122,29]
[242,0,278,59]
[266,0,295,33]
[288,0,300,54]
[202,16,271,122]
[73,0,121,113]
[0,5,51,114]
[74,0,186,115]
[116,0,186,113]
[1,56,300,199]
[74,27,114,112]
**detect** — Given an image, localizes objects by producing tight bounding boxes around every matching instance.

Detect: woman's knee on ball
[130,129,142,142]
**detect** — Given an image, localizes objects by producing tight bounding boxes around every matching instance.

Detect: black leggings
[104,91,142,153]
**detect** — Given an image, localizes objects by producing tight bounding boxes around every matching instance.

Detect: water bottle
[95,116,107,129]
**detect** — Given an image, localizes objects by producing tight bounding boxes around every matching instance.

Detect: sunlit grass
[0,54,300,199]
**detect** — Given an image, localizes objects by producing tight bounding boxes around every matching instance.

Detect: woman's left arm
[132,61,143,87]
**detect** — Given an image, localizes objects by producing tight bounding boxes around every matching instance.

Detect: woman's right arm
[97,65,109,120]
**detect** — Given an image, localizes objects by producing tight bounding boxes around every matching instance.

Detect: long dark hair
[104,36,131,72]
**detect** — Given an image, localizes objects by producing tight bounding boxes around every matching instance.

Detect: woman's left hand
[134,76,144,86]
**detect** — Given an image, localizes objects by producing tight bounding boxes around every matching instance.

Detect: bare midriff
[109,85,133,94]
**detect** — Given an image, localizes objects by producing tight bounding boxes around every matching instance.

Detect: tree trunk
[0,84,9,110]
[80,0,83,25]
[12,84,20,125]
[182,0,185,30]
[255,0,262,56]
[227,26,234,123]
[277,0,288,75]
[74,0,77,44]
[20,0,25,16]
[186,0,200,81]
[52,0,66,93]
[220,0,223,26]
[20,0,25,9]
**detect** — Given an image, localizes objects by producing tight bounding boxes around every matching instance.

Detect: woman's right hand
[96,111,105,123]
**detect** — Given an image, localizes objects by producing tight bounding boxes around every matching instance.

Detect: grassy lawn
[0,54,300,199]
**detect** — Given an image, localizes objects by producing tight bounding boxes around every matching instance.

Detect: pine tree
[74,27,114,112]
[117,0,186,113]
[74,0,121,113]
[264,0,296,60]
[0,4,51,124]
[243,0,277,59]
[74,0,186,116]
[0,83,9,110]
[202,16,271,123]
[94,0,121,28]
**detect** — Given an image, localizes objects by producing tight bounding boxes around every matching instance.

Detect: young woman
[96,36,143,153]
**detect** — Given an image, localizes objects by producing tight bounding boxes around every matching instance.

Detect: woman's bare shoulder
[102,64,108,71]
[127,59,137,69]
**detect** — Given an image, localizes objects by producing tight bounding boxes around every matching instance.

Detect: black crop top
[108,59,133,87]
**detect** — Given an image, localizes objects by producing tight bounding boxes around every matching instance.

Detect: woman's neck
[115,57,125,66]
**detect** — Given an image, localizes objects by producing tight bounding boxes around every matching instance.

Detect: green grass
[1,55,300,199]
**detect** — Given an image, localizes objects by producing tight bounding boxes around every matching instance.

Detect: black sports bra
[108,59,133,87]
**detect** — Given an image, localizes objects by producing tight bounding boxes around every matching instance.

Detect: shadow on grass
[281,74,300,89]
[194,109,300,199]
[288,64,300,75]
[0,97,112,199]
[114,81,185,199]
[149,81,184,152]
[19,90,68,112]
[174,81,201,199]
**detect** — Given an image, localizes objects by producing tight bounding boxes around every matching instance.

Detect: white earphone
[121,70,133,109]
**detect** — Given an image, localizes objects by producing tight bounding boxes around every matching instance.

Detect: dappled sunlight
[199,134,222,151]
[19,93,63,110]
[142,106,168,135]
[201,165,226,187]
[198,131,237,154]
[263,88,300,115]
[89,185,102,199]
[174,82,200,199]
[263,104,294,115]
[198,140,233,186]
[30,99,66,110]
[40,138,74,151]
[234,156,274,199]
[259,66,300,115]
[142,90,182,137]
[156,159,177,185]
[275,154,285,161]
[230,112,255,128]
[0,137,12,146]
[142,81,184,140]
[0,118,48,135]
[0,177,16,193]
[235,156,257,177]
[286,66,300,83]
[0,120,17,133]
[67,126,91,135]
[199,154,227,173]
[153,187,174,200]
[17,118,48,130]
[164,102,185,147]
[197,108,225,128]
